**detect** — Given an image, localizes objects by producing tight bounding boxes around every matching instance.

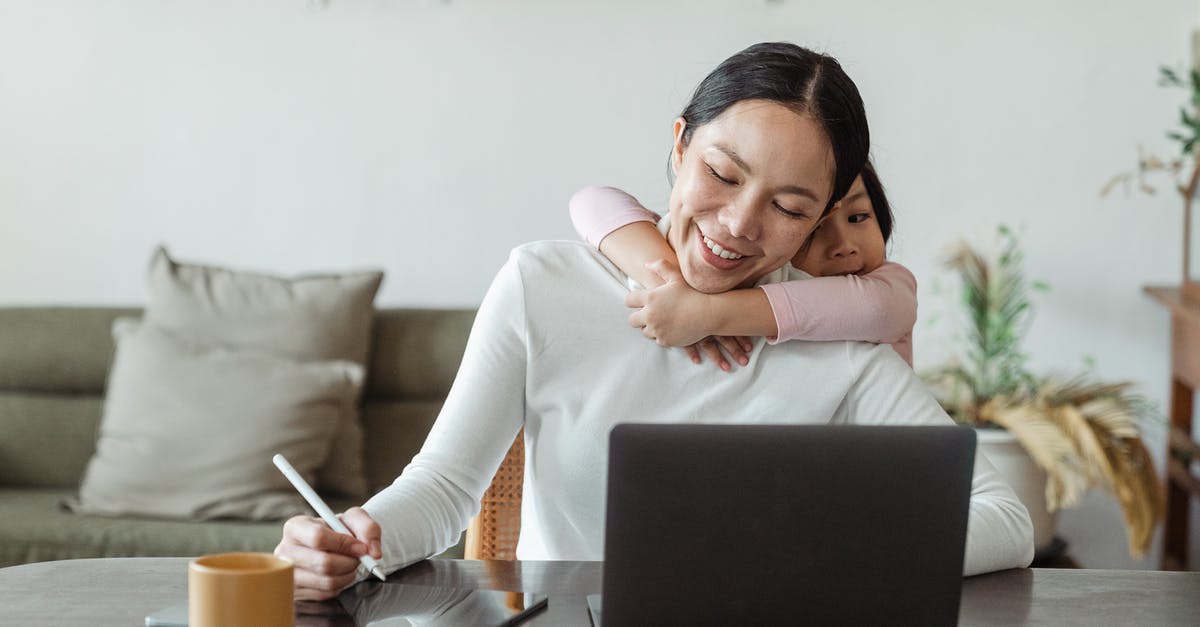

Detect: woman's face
[666,100,835,294]
[793,176,886,277]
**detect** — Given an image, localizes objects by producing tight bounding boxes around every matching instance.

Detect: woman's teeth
[703,236,744,260]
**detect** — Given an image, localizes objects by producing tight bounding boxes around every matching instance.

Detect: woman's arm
[277,250,531,600]
[761,262,917,349]
[835,343,1035,576]
[359,255,529,573]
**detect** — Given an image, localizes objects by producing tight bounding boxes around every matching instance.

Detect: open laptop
[592,424,975,626]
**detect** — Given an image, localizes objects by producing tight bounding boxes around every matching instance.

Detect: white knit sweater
[361,240,1034,577]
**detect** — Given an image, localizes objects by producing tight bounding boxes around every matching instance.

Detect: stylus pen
[272,453,387,581]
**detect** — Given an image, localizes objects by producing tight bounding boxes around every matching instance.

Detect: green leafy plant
[1102,65,1200,198]
[1160,65,1200,156]
[924,226,1164,557]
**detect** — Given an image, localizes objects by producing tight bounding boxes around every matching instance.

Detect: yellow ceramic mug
[188,552,294,627]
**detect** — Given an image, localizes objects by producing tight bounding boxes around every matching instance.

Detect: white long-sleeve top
[361,240,1034,578]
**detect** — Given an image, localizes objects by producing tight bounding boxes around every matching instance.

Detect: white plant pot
[975,428,1058,553]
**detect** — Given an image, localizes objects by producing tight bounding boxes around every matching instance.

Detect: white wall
[1,0,1195,569]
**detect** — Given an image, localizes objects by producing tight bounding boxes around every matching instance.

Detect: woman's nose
[719,198,761,241]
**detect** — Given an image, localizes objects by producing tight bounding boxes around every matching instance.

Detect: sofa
[0,306,476,567]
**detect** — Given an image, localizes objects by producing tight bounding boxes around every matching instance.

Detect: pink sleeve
[568,185,661,248]
[759,262,917,366]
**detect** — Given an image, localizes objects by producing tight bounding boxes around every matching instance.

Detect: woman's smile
[697,225,750,269]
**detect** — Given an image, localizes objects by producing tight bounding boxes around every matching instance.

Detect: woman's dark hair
[672,42,870,213]
[860,160,894,244]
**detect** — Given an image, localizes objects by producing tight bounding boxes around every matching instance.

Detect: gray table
[0,557,1197,625]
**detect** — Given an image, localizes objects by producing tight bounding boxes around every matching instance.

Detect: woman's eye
[848,212,872,224]
[773,201,808,220]
[706,165,736,185]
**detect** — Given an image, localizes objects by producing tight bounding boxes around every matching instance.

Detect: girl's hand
[626,259,714,347]
[625,260,752,370]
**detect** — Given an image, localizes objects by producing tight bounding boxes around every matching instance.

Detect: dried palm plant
[925,227,1165,557]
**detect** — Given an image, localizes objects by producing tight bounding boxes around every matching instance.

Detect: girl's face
[794,175,886,277]
[666,100,835,294]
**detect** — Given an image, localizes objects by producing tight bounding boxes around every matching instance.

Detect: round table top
[1,557,1198,626]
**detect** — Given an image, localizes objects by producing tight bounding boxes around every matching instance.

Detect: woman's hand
[626,260,752,371]
[275,506,383,601]
[685,336,752,372]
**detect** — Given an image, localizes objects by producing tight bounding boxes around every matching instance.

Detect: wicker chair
[464,429,525,560]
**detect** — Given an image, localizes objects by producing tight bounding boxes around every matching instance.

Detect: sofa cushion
[0,307,139,394]
[144,247,383,498]
[365,309,476,400]
[0,392,101,489]
[69,320,362,521]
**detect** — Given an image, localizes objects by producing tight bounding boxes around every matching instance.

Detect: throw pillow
[143,246,383,498]
[68,319,364,520]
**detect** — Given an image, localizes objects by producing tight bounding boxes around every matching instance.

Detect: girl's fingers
[645,258,685,284]
[683,344,702,364]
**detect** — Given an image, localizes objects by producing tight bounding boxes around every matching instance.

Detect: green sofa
[0,306,476,567]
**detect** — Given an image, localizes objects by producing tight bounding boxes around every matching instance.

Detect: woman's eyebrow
[711,143,820,202]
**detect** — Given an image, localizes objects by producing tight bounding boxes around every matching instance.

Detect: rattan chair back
[464,429,524,560]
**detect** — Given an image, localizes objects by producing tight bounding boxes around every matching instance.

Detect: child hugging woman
[569,160,916,370]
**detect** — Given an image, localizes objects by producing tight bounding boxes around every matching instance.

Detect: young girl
[569,161,916,370]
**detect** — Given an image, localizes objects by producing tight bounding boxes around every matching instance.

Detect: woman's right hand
[685,336,753,372]
[275,506,383,601]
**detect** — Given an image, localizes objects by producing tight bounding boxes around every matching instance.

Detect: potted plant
[923,225,1164,557]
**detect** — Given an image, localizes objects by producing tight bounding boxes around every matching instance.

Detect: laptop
[593,424,975,626]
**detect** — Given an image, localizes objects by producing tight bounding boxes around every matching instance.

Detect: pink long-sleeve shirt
[568,185,916,365]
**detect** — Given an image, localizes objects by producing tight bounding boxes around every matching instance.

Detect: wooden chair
[464,430,524,561]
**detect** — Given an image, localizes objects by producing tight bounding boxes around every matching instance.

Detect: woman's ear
[670,117,687,175]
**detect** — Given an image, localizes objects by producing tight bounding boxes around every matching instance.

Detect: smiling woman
[667,101,836,292]
[274,42,1035,601]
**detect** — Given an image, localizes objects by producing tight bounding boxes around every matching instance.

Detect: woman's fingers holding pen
[277,515,363,600]
[281,515,367,556]
[339,506,383,559]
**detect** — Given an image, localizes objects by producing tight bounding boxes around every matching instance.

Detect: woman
[276,42,1034,601]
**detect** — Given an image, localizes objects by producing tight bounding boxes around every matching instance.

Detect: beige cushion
[144,247,383,498]
[68,320,363,521]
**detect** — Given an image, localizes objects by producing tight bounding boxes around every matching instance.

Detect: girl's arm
[569,185,753,369]
[626,268,778,346]
[570,184,765,334]
[760,262,918,362]
[569,186,669,289]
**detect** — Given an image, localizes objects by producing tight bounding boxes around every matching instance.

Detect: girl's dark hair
[673,42,870,213]
[859,160,894,244]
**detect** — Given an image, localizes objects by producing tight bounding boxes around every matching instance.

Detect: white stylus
[272,453,387,581]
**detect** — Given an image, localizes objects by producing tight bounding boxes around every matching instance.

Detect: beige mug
[188,552,294,627]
